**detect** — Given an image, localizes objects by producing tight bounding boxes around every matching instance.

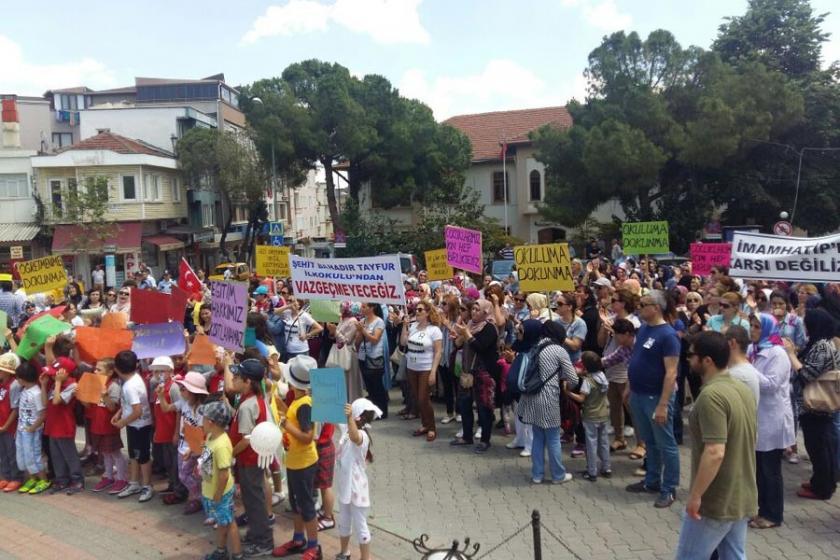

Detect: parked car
[209,262,250,281]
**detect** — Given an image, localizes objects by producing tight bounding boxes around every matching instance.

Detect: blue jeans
[15,428,43,475]
[674,514,748,560]
[531,426,566,481]
[629,392,680,495]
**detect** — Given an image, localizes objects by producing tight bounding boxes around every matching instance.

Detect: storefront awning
[143,235,185,251]
[0,223,41,243]
[52,222,143,255]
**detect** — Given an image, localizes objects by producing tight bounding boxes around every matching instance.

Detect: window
[0,174,29,199]
[492,171,509,203]
[59,94,78,111]
[171,176,181,203]
[529,170,542,202]
[50,179,63,217]
[202,204,214,227]
[121,175,137,201]
[51,132,73,148]
[144,174,161,201]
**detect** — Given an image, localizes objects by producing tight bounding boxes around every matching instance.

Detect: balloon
[249,421,282,470]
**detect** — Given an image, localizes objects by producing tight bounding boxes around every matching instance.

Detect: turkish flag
[178,258,203,298]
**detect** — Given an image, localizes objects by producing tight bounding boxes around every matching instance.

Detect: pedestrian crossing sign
[269,221,283,237]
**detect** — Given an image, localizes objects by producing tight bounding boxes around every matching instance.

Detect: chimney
[96,128,111,134]
[1,98,21,149]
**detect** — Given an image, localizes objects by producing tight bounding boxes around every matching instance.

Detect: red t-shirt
[317,423,335,446]
[208,372,225,395]
[44,381,77,439]
[90,379,120,436]
[153,379,178,444]
[0,378,17,432]
[230,394,267,468]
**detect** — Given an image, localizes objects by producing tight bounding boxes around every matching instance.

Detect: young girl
[89,358,129,495]
[335,398,380,560]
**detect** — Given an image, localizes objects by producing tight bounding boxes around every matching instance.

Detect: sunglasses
[719,303,732,309]
[119,291,130,296]
[107,292,116,297]
[687,298,701,303]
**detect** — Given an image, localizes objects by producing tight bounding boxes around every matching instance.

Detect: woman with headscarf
[505,319,543,457]
[326,302,364,402]
[450,299,499,453]
[783,309,839,500]
[517,321,579,484]
[747,313,795,529]
[525,293,553,322]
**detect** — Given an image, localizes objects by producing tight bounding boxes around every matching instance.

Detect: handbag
[363,339,385,371]
[803,345,840,413]
[459,352,478,389]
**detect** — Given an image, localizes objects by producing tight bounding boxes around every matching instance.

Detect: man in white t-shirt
[111,350,155,503]
[724,326,761,407]
[91,265,105,291]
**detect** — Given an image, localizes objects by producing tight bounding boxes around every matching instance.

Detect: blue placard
[310,367,348,424]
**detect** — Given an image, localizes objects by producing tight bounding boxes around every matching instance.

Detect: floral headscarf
[748,313,782,361]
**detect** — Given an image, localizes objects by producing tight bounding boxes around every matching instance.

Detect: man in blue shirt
[626,290,681,508]
[0,279,22,329]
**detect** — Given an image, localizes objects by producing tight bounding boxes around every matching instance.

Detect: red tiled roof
[52,222,143,255]
[444,106,572,162]
[57,131,173,157]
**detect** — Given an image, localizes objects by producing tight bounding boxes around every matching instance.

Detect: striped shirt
[516,339,579,429]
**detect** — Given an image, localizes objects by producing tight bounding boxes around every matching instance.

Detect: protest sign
[424,248,454,281]
[183,424,205,456]
[310,367,348,424]
[76,372,107,405]
[74,326,133,364]
[444,225,483,274]
[514,243,574,292]
[209,281,248,351]
[16,315,72,360]
[621,221,670,254]
[690,243,732,276]
[168,285,189,322]
[289,255,405,306]
[255,245,290,278]
[729,231,840,283]
[101,312,128,330]
[244,327,257,348]
[18,255,66,294]
[130,289,170,324]
[309,300,340,323]
[188,333,216,366]
[132,322,186,359]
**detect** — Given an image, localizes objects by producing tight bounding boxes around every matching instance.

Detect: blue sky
[3,0,839,119]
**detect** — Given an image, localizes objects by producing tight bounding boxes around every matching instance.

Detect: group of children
[0,334,379,560]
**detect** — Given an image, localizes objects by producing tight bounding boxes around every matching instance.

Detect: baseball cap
[201,400,232,427]
[287,355,316,390]
[253,285,269,296]
[230,358,266,381]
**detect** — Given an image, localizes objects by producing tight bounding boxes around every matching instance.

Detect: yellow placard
[255,245,290,278]
[18,255,67,294]
[514,243,574,292]
[424,248,453,281]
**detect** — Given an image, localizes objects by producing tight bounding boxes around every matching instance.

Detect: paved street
[1,393,839,560]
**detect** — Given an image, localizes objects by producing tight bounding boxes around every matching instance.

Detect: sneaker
[633,467,647,477]
[579,472,597,482]
[204,548,229,560]
[456,414,462,422]
[519,449,532,457]
[600,469,613,478]
[66,481,85,495]
[302,546,323,560]
[455,429,464,439]
[571,445,585,458]
[138,486,154,503]
[623,426,635,438]
[474,442,490,454]
[243,542,273,557]
[531,478,543,484]
[117,482,142,499]
[92,477,114,492]
[626,481,659,494]
[272,540,305,557]
[654,492,676,508]
[606,426,615,435]
[786,452,801,465]
[272,492,286,506]
[3,480,22,493]
[48,483,68,495]
[552,473,573,484]
[474,428,482,439]
[29,479,52,494]
[335,553,351,560]
[108,480,129,495]
[18,477,37,493]
[505,442,522,450]
[441,415,456,424]
[0,480,8,490]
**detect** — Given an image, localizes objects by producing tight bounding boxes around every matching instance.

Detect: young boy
[0,352,23,492]
[273,355,321,560]
[199,400,242,560]
[229,358,274,557]
[14,362,50,494]
[42,357,84,494]
[111,350,155,502]
[150,356,187,504]
[568,351,611,481]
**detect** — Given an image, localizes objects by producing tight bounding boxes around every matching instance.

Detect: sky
[2,0,839,120]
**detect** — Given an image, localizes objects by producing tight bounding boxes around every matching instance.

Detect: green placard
[621,221,670,254]
[16,315,73,360]
[309,300,340,323]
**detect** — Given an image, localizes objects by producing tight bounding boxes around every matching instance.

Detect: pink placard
[690,242,732,276]
[445,225,483,274]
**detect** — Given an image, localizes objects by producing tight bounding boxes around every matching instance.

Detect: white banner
[289,255,405,305]
[729,231,840,283]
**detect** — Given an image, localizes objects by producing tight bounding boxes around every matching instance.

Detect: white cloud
[823,39,840,69]
[0,34,117,95]
[399,59,587,120]
[242,0,429,45]
[563,0,633,33]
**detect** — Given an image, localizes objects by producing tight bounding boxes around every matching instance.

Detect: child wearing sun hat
[0,352,23,492]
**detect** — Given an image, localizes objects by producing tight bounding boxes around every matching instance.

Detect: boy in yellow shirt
[199,401,242,560]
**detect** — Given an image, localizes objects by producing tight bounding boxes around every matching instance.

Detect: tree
[176,128,267,262]
[36,175,115,254]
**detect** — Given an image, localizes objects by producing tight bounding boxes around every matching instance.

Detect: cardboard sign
[289,255,405,306]
[101,312,128,330]
[168,285,189,323]
[182,424,205,456]
[621,221,670,255]
[208,281,248,351]
[132,322,186,359]
[255,245,290,278]
[18,255,66,294]
[74,326,133,364]
[130,289,171,324]
[514,243,574,292]
[309,300,340,323]
[444,225,482,274]
[424,248,453,281]
[690,242,732,276]
[729,231,840,283]
[15,315,72,361]
[76,372,107,405]
[310,367,348,424]
[188,333,217,366]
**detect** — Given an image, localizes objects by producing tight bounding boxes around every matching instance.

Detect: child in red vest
[89,358,129,494]
[150,356,187,504]
[0,352,23,492]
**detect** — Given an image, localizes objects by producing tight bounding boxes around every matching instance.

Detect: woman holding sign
[401,299,443,442]
[355,303,388,420]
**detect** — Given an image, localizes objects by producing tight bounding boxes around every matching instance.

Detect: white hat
[351,398,383,421]
[0,352,20,375]
[150,356,174,370]
[287,355,317,390]
[593,277,612,288]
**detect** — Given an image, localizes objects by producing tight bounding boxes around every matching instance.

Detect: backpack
[517,342,559,395]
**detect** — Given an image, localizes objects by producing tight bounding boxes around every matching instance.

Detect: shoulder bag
[803,342,840,413]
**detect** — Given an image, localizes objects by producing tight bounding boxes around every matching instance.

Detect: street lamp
[412,535,480,559]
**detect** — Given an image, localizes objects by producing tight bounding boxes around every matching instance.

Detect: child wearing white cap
[0,352,23,492]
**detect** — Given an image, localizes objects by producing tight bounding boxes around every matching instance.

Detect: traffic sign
[773,220,792,236]
[9,246,23,259]
[269,221,284,237]
[270,236,284,247]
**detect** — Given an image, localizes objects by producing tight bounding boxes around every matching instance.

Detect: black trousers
[756,449,784,524]
[801,412,838,499]
[458,391,493,444]
[440,365,458,415]
[360,361,389,419]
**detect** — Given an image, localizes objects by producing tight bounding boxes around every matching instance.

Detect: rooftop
[55,130,174,158]
[444,106,572,162]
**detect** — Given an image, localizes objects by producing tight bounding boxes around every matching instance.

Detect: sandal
[317,516,336,531]
[412,428,429,437]
[426,431,437,442]
[163,493,187,505]
[628,446,646,460]
[748,517,779,529]
[610,441,627,452]
[403,414,418,421]
[449,437,473,446]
